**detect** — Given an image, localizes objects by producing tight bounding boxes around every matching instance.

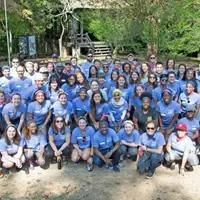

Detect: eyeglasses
[161,79,168,82]
[12,61,19,63]
[147,127,155,130]
[82,136,86,142]
[56,120,64,123]
[103,66,108,69]
[87,55,93,57]
[187,97,190,103]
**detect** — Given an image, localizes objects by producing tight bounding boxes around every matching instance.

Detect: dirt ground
[0,159,200,200]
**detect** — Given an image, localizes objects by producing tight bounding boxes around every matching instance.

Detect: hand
[41,125,47,133]
[104,151,112,159]
[94,122,99,130]
[179,168,184,176]
[169,152,175,161]
[15,158,22,168]
[27,149,34,155]
[104,158,112,164]
[126,112,130,119]
[141,145,147,151]
[121,140,126,145]
[55,150,61,157]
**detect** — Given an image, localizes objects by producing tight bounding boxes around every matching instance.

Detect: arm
[1,151,18,163]
[18,113,25,131]
[89,112,98,129]
[192,130,199,140]
[180,149,189,169]
[194,104,200,118]
[141,145,163,154]
[59,133,71,152]
[28,112,33,120]
[94,147,107,163]
[168,114,179,130]
[49,135,59,154]
[158,113,164,133]
[3,115,12,126]
[132,117,139,131]
[43,110,52,128]
[121,140,138,147]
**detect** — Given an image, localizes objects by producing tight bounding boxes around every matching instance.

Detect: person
[48,77,60,104]
[71,117,95,171]
[10,57,20,77]
[0,90,7,133]
[176,64,186,81]
[88,65,98,81]
[155,62,165,81]
[178,105,199,141]
[39,67,49,85]
[81,52,94,77]
[22,120,47,170]
[27,90,51,133]
[165,123,199,176]
[61,74,79,102]
[2,93,26,132]
[144,73,158,94]
[156,89,181,138]
[47,116,71,169]
[51,91,74,125]
[137,121,165,178]
[179,81,200,117]
[108,69,119,90]
[148,54,157,72]
[0,125,25,176]
[24,61,35,79]
[128,71,141,91]
[92,120,121,172]
[46,62,55,77]
[108,89,128,132]
[122,62,131,80]
[140,62,151,84]
[49,62,68,87]
[133,93,157,134]
[51,53,59,65]
[118,120,140,162]
[165,59,175,73]
[33,61,39,72]
[72,87,90,125]
[76,71,90,90]
[89,90,109,130]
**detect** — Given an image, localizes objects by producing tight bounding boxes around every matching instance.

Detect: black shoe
[57,159,62,170]
[185,164,194,172]
[112,165,120,172]
[145,172,155,179]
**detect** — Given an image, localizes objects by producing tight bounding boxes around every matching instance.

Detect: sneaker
[170,162,176,170]
[145,172,155,179]
[112,165,120,172]
[57,159,62,170]
[87,164,93,172]
[185,164,194,172]
[104,164,113,169]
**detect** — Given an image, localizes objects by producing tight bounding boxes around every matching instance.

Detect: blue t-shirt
[61,83,79,102]
[118,128,140,144]
[2,102,26,120]
[27,100,51,125]
[92,128,119,150]
[0,76,13,97]
[0,137,24,155]
[71,126,95,149]
[139,132,166,150]
[48,126,71,146]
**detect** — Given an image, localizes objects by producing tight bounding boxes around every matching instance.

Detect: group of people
[0,52,199,179]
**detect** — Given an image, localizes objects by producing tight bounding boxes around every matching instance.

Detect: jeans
[137,152,163,173]
[118,145,138,158]
[93,147,120,166]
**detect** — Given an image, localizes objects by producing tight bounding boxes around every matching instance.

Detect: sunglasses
[56,120,64,123]
[147,127,155,130]
[161,79,168,82]
[103,66,108,68]
[12,61,19,63]
[149,76,155,79]
[150,57,156,59]
[187,97,190,103]
[82,136,86,142]
[87,55,93,57]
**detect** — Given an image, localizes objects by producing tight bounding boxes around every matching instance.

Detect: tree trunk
[59,16,65,58]
[147,43,158,59]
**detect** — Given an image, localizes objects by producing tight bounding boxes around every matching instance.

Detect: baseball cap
[176,123,187,131]
[55,62,64,68]
[65,60,71,65]
[34,73,44,81]
[39,67,48,73]
[2,65,10,71]
[186,105,196,112]
[52,53,58,58]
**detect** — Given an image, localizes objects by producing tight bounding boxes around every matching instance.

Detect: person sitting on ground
[137,121,165,179]
[165,123,199,176]
[92,119,121,172]
[0,125,25,177]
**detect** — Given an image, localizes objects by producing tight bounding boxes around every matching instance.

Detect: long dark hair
[129,71,141,84]
[75,71,90,89]
[116,74,128,88]
[4,125,20,145]
[88,65,98,78]
[177,64,186,79]
[22,120,38,140]
[48,77,59,92]
[51,116,66,135]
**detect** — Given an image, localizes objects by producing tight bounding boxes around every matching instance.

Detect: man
[81,52,94,77]
[0,65,13,97]
[63,60,72,76]
[155,62,165,82]
[49,62,68,87]
[8,65,32,96]
[70,57,84,74]
[24,61,35,79]
[51,53,59,65]
[22,73,50,104]
[10,57,20,77]
[92,120,121,172]
[39,67,49,85]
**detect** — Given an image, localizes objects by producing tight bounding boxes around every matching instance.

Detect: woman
[71,117,95,171]
[27,90,51,132]
[137,121,165,178]
[108,89,128,132]
[89,90,109,130]
[0,90,8,133]
[128,71,141,91]
[176,64,186,81]
[140,62,151,84]
[165,123,199,176]
[61,74,79,102]
[133,93,157,134]
[33,62,39,72]
[178,105,199,141]
[179,81,200,117]
[156,89,181,138]
[122,62,131,80]
[2,93,26,132]
[88,65,98,81]
[48,77,60,104]
[144,73,158,94]
[0,125,25,175]
[72,87,90,125]
[118,120,140,162]
[46,62,55,76]
[22,120,47,169]
[87,79,108,101]
[47,116,71,169]
[148,54,157,72]
[76,71,90,90]
[51,91,74,125]
[165,59,175,73]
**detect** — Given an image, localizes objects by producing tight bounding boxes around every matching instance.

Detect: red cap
[176,123,187,131]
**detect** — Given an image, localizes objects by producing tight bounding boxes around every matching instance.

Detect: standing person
[89,90,109,130]
[165,123,199,175]
[63,61,72,76]
[24,61,35,79]
[2,93,26,132]
[176,64,186,81]
[122,62,131,80]
[148,55,157,72]
[47,116,71,169]
[92,120,121,172]
[144,73,158,94]
[8,66,32,97]
[140,62,151,84]
[22,120,47,170]
[137,121,165,178]
[0,125,25,176]
[27,90,51,133]
[48,77,60,104]
[71,117,95,171]
[128,71,141,92]
[76,71,90,90]
[118,120,140,162]
[46,62,55,77]
[10,57,20,77]
[88,65,98,82]
[0,65,13,97]
[165,59,175,73]
[81,52,94,77]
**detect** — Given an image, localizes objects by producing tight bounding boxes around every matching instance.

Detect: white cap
[34,73,44,81]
